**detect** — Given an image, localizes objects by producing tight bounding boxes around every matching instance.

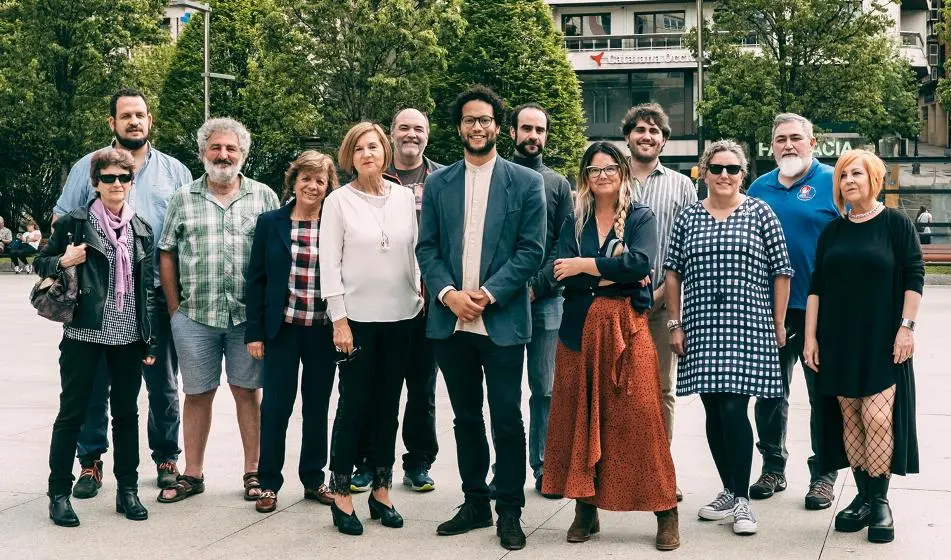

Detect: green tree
[0,0,167,230]
[427,0,587,176]
[935,2,951,115]
[688,0,918,166]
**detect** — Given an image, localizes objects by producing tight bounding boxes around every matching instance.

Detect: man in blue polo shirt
[747,113,840,510]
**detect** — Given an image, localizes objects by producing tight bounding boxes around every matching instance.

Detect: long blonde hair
[574,142,635,256]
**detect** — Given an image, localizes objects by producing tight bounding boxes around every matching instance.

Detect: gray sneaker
[698,488,736,520]
[733,497,758,535]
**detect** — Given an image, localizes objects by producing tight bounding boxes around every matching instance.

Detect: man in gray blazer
[416,85,546,551]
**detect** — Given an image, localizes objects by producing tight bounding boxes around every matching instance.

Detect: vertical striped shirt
[633,162,698,286]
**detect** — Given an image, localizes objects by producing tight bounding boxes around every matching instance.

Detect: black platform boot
[866,474,894,543]
[329,471,363,535]
[116,487,149,521]
[835,469,872,533]
[48,493,80,527]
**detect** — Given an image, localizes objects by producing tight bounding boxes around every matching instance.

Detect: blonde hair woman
[664,139,793,536]
[543,142,680,551]
[805,149,923,543]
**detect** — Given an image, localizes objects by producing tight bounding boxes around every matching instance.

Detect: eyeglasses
[585,165,620,179]
[98,173,133,184]
[461,116,495,128]
[335,345,362,365]
[707,164,743,176]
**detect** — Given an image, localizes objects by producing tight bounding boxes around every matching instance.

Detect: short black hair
[509,102,550,132]
[450,85,505,128]
[110,88,149,118]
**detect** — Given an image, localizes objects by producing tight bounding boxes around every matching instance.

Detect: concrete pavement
[0,272,948,559]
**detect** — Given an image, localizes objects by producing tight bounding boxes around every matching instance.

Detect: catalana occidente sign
[756,136,864,158]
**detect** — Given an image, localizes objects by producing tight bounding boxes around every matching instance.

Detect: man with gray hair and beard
[157,117,279,504]
[747,113,840,510]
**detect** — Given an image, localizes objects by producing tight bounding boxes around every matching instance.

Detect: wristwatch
[666,319,683,332]
[900,318,916,331]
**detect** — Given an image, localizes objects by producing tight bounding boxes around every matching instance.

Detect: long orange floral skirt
[541,297,677,512]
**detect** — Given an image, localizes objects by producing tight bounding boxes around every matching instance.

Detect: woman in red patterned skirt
[543,142,679,551]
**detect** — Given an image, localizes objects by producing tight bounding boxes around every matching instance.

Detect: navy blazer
[416,156,547,346]
[245,202,326,342]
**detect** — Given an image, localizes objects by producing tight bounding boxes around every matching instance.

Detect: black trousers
[434,332,526,513]
[355,312,439,472]
[258,322,337,492]
[753,309,837,485]
[701,392,754,499]
[49,337,144,495]
[329,318,414,476]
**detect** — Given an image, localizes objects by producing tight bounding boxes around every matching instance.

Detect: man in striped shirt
[623,104,698,501]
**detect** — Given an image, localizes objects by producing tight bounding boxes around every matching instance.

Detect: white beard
[777,155,807,178]
[203,159,241,184]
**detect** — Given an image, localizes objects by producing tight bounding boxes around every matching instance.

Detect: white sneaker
[13,266,21,274]
[25,264,32,273]
[733,497,758,535]
[698,488,736,520]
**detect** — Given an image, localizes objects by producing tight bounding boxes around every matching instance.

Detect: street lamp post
[696,0,704,157]
[168,1,235,121]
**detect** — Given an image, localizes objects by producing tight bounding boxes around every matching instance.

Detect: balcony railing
[564,33,685,52]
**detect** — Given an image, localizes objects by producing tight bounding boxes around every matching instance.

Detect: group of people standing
[35,85,921,552]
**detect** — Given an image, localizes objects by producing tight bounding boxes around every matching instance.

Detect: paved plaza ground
[0,271,948,559]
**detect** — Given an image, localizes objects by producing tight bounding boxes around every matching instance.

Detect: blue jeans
[526,296,561,481]
[76,293,181,466]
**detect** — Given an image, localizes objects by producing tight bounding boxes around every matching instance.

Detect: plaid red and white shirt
[284,219,327,325]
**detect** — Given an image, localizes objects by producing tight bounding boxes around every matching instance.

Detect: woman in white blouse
[319,122,423,535]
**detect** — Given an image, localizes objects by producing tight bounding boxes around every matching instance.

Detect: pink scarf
[90,198,134,311]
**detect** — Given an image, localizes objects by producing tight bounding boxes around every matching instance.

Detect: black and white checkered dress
[663,197,794,398]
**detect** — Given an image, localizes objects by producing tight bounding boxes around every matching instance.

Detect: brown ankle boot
[655,507,680,551]
[567,500,599,543]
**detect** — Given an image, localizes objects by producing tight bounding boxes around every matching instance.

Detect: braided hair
[575,142,635,256]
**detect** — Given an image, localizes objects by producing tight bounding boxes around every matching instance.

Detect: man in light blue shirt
[747,113,840,511]
[53,88,192,497]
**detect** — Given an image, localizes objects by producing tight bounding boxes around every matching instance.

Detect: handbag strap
[73,215,84,246]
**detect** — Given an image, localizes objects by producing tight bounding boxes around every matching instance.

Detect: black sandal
[243,472,261,501]
[156,474,205,503]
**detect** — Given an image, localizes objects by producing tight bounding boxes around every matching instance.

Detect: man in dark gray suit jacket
[416,85,546,551]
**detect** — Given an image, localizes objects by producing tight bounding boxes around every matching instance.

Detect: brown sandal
[243,472,261,501]
[156,474,205,503]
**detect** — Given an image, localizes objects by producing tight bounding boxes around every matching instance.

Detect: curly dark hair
[450,85,506,128]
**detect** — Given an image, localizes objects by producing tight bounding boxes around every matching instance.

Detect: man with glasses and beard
[621,103,696,501]
[747,113,840,510]
[53,88,192,499]
[507,102,572,498]
[157,118,279,504]
[417,85,546,550]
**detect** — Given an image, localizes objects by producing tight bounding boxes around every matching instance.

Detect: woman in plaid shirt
[245,151,339,513]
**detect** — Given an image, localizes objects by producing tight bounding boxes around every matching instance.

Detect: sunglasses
[335,345,362,365]
[707,164,743,176]
[98,173,134,184]
[585,165,620,179]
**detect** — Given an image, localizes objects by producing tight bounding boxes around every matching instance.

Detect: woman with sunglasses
[244,151,340,514]
[664,140,793,536]
[319,122,423,535]
[542,142,680,551]
[36,148,158,527]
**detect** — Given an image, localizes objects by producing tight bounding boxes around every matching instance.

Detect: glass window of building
[634,12,686,35]
[561,14,611,36]
[579,71,695,139]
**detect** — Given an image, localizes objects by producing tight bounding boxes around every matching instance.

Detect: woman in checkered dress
[663,140,793,536]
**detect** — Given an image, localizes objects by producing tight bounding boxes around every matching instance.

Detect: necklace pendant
[380,234,391,252]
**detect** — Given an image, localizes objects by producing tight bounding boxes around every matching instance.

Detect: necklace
[848,202,883,220]
[351,183,391,251]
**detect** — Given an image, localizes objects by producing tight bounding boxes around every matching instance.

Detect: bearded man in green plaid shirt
[157,117,279,503]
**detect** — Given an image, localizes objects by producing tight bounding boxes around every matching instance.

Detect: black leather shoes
[437,500,493,535]
[866,475,894,543]
[497,510,526,550]
[331,500,364,535]
[116,488,148,521]
[368,493,404,528]
[49,494,80,527]
[835,469,872,533]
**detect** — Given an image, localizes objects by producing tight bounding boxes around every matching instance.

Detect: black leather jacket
[35,205,159,356]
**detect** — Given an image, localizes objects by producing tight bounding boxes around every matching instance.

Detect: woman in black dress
[804,149,923,544]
